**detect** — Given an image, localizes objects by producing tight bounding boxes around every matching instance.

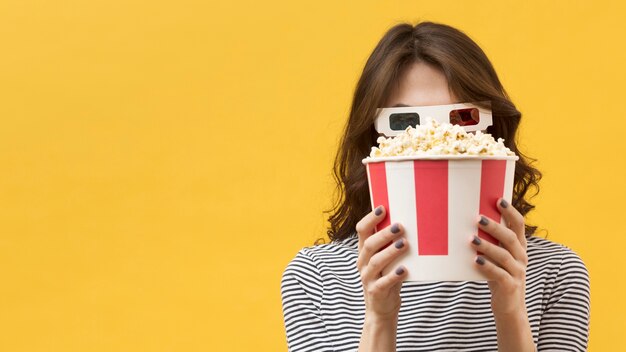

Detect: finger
[471,235,526,278]
[367,265,408,297]
[356,205,387,251]
[497,198,526,248]
[474,255,515,284]
[357,223,404,271]
[361,238,408,282]
[477,215,526,262]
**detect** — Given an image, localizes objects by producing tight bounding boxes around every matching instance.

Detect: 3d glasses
[374,101,493,137]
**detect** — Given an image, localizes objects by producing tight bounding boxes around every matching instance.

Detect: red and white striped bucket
[363,155,518,281]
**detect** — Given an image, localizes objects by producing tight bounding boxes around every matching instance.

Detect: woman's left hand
[471,198,528,317]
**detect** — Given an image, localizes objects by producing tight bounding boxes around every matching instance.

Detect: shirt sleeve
[536,247,591,351]
[281,249,336,352]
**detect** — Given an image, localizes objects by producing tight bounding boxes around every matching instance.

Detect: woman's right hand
[355,205,409,321]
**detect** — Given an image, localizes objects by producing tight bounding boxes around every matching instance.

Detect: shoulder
[526,235,588,273]
[280,236,359,306]
[282,235,359,280]
[526,235,590,300]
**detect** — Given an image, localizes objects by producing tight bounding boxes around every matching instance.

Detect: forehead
[385,61,457,107]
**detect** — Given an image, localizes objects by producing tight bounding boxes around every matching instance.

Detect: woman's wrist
[493,306,535,352]
[364,313,397,331]
[358,311,398,352]
[364,308,399,324]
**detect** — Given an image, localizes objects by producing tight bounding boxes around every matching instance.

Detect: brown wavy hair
[325,21,542,242]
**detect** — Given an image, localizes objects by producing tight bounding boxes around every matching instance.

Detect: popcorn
[368,117,515,158]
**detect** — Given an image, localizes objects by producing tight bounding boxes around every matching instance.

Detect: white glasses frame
[374,101,493,136]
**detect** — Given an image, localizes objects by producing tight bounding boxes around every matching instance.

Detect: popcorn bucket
[362,155,518,281]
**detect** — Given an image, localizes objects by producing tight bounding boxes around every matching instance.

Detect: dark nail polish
[472,236,481,245]
[395,267,405,275]
[479,216,489,226]
[476,256,485,265]
[394,239,404,249]
[391,223,400,234]
[374,206,383,216]
[500,199,509,208]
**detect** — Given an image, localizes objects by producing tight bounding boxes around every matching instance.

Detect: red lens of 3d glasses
[449,108,479,126]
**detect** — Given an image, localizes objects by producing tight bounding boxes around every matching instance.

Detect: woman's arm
[471,199,536,352]
[469,199,590,351]
[355,206,409,352]
[536,249,590,351]
[281,250,335,352]
[358,314,398,352]
[493,308,536,352]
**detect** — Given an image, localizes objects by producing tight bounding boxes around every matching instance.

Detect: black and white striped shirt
[281,235,590,351]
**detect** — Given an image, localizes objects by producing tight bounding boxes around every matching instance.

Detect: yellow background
[1,0,624,350]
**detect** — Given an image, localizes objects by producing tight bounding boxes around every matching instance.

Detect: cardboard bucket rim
[362,154,519,164]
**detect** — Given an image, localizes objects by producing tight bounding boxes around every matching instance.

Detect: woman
[281,22,590,352]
